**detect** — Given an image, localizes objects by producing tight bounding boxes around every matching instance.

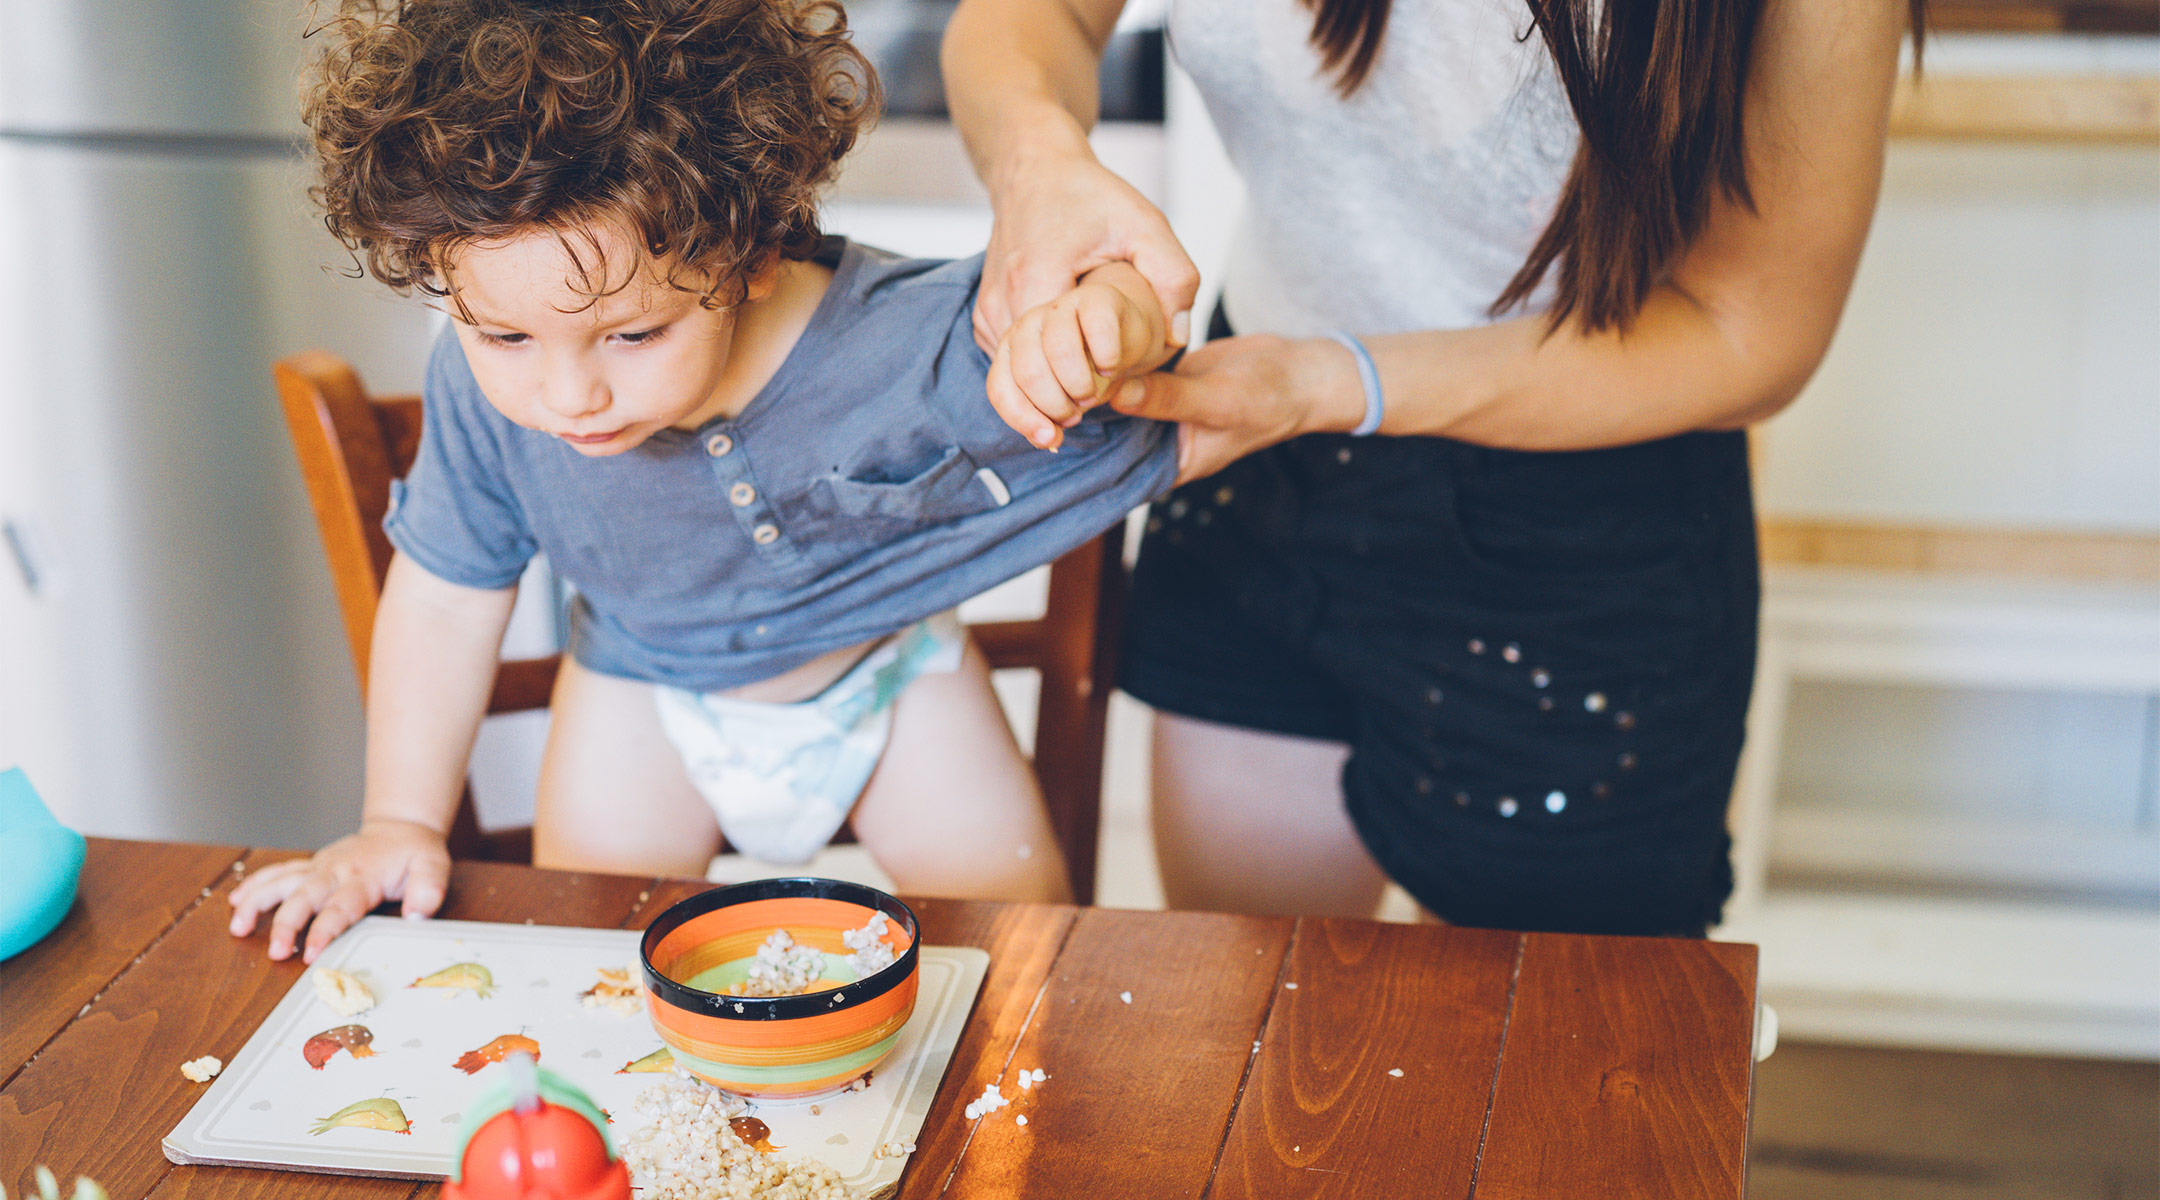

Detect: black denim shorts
[1120,318,1761,936]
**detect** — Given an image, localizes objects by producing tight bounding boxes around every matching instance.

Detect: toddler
[230,0,1177,961]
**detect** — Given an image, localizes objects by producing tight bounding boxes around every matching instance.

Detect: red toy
[442,1053,631,1200]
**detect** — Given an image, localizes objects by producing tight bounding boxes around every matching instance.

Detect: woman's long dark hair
[1305,0,1925,333]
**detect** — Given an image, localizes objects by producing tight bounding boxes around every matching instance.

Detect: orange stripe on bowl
[645,973,917,1049]
[649,898,917,983]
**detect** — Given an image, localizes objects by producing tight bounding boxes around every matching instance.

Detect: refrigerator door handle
[3,515,47,597]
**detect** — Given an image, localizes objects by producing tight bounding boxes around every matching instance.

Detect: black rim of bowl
[639,877,920,1021]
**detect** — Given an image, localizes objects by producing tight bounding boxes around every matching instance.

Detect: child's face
[443,222,773,457]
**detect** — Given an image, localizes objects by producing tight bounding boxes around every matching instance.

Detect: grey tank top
[1168,0,1580,336]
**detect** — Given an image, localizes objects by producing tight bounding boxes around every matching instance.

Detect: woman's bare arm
[1116,0,1910,472]
[943,0,1199,353]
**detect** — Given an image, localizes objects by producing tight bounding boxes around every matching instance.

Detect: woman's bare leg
[1150,711,1389,918]
[533,656,721,877]
[848,637,1072,903]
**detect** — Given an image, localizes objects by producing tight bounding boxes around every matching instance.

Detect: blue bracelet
[1325,330,1384,437]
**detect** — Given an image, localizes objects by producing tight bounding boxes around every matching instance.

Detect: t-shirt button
[705,432,734,457]
[752,523,780,545]
[729,481,756,507]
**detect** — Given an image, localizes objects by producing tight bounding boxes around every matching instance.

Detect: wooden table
[3,839,1759,1198]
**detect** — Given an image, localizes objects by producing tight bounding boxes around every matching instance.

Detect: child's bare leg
[534,655,720,877]
[848,637,1073,903]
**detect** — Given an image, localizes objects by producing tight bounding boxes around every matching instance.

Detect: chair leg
[1032,528,1128,905]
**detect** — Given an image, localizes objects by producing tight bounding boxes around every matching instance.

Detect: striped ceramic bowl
[639,878,920,1100]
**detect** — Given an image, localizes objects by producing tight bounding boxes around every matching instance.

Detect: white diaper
[652,611,966,864]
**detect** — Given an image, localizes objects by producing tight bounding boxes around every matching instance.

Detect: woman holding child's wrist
[947,0,1919,934]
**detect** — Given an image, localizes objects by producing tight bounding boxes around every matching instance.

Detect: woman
[944,0,1918,934]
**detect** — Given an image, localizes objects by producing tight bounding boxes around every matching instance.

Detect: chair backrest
[274,351,1120,901]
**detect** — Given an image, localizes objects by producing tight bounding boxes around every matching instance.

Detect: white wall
[1757,137,2160,531]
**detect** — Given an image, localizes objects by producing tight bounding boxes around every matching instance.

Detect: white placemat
[165,915,985,1197]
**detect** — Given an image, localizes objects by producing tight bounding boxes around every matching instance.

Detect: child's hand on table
[227,817,451,963]
[987,259,1173,452]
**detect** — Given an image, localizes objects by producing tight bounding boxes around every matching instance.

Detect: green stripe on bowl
[670,1031,901,1086]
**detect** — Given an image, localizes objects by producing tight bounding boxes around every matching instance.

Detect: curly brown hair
[304,0,878,306]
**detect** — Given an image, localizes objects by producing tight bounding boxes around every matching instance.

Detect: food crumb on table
[1388,1068,1404,1077]
[963,1083,1011,1120]
[1284,982,1297,990]
[1119,991,1132,1004]
[179,1056,222,1082]
[1015,1114,1027,1127]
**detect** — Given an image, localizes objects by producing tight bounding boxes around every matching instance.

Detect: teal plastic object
[0,767,86,962]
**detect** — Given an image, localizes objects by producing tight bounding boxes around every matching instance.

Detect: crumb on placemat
[311,967,375,1017]
[622,1070,854,1200]
[179,1056,222,1083]
[580,966,642,1015]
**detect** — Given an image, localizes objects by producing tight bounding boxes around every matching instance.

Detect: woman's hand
[1112,334,1366,482]
[228,817,451,963]
[974,150,1199,357]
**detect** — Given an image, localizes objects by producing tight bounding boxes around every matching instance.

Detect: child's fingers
[1121,289,1166,366]
[400,852,450,920]
[266,876,334,962]
[996,313,1085,435]
[1008,334,1085,432]
[985,337,1062,450]
[1038,306,1100,409]
[302,879,379,964]
[228,860,309,936]
[1076,300,1129,392]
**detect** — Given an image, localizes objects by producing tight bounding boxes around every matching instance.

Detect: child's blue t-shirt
[382,237,1177,692]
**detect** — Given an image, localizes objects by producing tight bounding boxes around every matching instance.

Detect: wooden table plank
[0,854,655,1200]
[0,838,243,1085]
[146,1167,422,1200]
[897,897,1079,1200]
[1206,922,1522,1200]
[938,907,1294,1199]
[13,844,1765,1198]
[1,848,308,1199]
[1472,935,1757,1200]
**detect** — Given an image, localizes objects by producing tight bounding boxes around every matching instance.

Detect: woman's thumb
[1109,371,1187,422]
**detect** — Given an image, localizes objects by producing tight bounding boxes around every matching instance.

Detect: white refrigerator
[0,2,448,846]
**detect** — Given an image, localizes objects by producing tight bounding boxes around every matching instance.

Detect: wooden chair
[274,350,1122,902]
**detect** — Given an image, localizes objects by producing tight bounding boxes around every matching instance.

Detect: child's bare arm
[986,259,1174,450]
[229,553,516,962]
